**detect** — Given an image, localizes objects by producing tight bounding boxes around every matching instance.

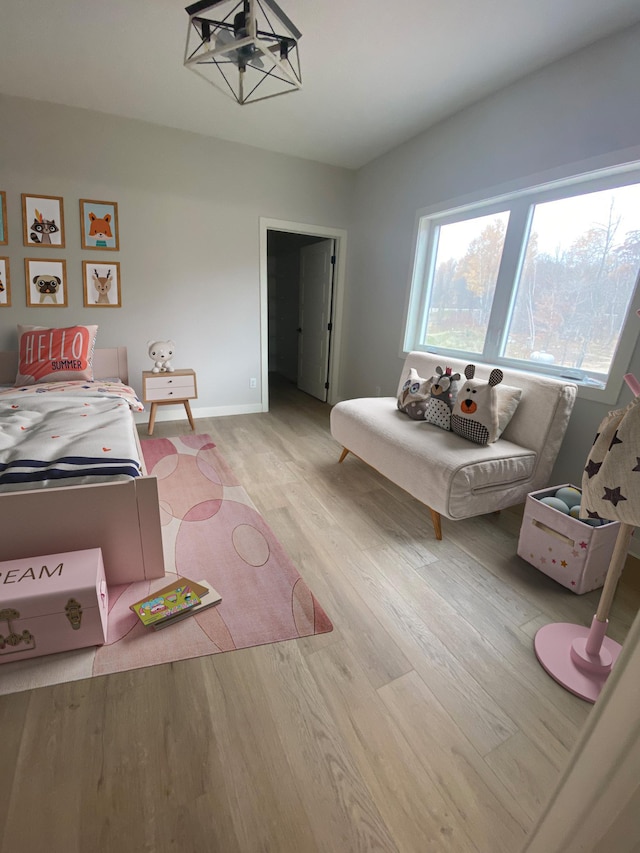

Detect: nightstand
[142,369,197,435]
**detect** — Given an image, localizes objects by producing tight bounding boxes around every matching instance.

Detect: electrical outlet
[249,377,257,389]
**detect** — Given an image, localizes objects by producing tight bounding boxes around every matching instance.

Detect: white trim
[134,403,263,426]
[259,217,348,409]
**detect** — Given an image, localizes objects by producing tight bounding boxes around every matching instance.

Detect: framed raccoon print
[22,194,65,248]
[80,199,119,251]
[25,258,68,307]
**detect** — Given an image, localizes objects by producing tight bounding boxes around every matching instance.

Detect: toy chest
[0,549,108,664]
[517,485,621,594]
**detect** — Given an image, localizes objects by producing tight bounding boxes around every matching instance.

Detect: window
[404,167,640,400]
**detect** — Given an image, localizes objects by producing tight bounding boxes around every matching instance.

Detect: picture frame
[25,258,68,307]
[83,261,122,308]
[0,257,11,306]
[79,199,119,251]
[22,194,65,248]
[0,191,7,245]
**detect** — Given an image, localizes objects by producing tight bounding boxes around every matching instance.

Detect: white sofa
[330,351,577,539]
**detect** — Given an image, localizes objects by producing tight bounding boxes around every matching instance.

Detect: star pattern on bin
[584,459,602,478]
[586,509,602,520]
[608,430,623,451]
[579,541,588,549]
[602,486,627,507]
[560,560,567,567]
[633,457,640,472]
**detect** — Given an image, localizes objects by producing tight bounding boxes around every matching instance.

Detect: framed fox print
[83,261,121,307]
[80,199,119,251]
[0,191,7,245]
[22,194,65,248]
[0,257,11,306]
[25,258,68,307]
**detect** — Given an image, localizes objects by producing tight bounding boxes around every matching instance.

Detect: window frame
[403,163,640,404]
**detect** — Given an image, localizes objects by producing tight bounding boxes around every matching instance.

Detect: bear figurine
[147,340,176,373]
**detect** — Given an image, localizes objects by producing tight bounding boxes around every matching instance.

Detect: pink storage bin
[0,548,108,663]
[517,484,621,594]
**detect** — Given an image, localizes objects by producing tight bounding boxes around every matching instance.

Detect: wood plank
[379,671,529,853]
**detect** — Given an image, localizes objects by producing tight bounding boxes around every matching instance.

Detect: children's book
[130,577,208,627]
[152,579,222,630]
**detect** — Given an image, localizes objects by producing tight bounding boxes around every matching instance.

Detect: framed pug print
[0,257,11,306]
[80,199,119,251]
[25,258,68,307]
[22,194,65,248]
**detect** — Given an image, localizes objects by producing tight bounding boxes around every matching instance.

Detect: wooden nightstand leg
[148,402,158,436]
[184,400,195,431]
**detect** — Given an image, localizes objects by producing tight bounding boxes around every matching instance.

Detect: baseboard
[134,402,264,426]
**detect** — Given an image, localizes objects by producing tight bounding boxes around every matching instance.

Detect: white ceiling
[1,0,640,170]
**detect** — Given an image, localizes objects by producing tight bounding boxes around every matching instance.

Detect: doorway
[260,218,347,411]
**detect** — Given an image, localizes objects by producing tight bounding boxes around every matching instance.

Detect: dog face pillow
[147,340,176,373]
[423,366,461,431]
[397,368,432,420]
[451,364,505,445]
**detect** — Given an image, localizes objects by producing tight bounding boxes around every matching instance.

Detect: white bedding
[0,380,144,492]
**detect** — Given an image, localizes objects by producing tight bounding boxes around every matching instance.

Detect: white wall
[344,24,640,488]
[0,94,354,416]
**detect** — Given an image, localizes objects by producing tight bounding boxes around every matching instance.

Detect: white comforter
[0,380,144,492]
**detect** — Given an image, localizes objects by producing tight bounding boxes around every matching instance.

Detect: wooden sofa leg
[338,447,350,463]
[429,507,443,540]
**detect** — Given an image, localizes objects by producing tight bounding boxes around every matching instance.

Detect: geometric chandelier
[184,0,302,105]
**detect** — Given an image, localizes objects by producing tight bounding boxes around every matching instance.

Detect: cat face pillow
[397,368,432,420]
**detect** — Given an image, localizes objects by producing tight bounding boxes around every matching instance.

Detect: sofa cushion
[451,364,522,445]
[423,366,461,431]
[397,367,431,420]
[397,353,576,482]
[331,397,536,520]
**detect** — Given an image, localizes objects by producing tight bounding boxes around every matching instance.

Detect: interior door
[297,239,335,401]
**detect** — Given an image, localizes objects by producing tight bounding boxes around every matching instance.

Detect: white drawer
[145,374,196,400]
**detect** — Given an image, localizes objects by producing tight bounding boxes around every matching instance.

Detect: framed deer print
[80,199,119,251]
[25,258,68,307]
[22,194,65,248]
[0,191,7,245]
[0,257,11,306]
[83,261,121,307]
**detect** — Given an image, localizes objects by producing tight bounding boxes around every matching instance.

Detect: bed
[0,347,165,586]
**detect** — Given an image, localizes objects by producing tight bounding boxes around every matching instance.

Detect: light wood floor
[2,378,638,853]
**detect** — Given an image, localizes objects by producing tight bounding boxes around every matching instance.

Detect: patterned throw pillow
[451,364,522,445]
[397,368,432,420]
[15,324,98,385]
[423,366,461,431]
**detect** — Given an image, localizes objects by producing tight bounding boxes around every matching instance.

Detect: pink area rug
[0,435,332,695]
